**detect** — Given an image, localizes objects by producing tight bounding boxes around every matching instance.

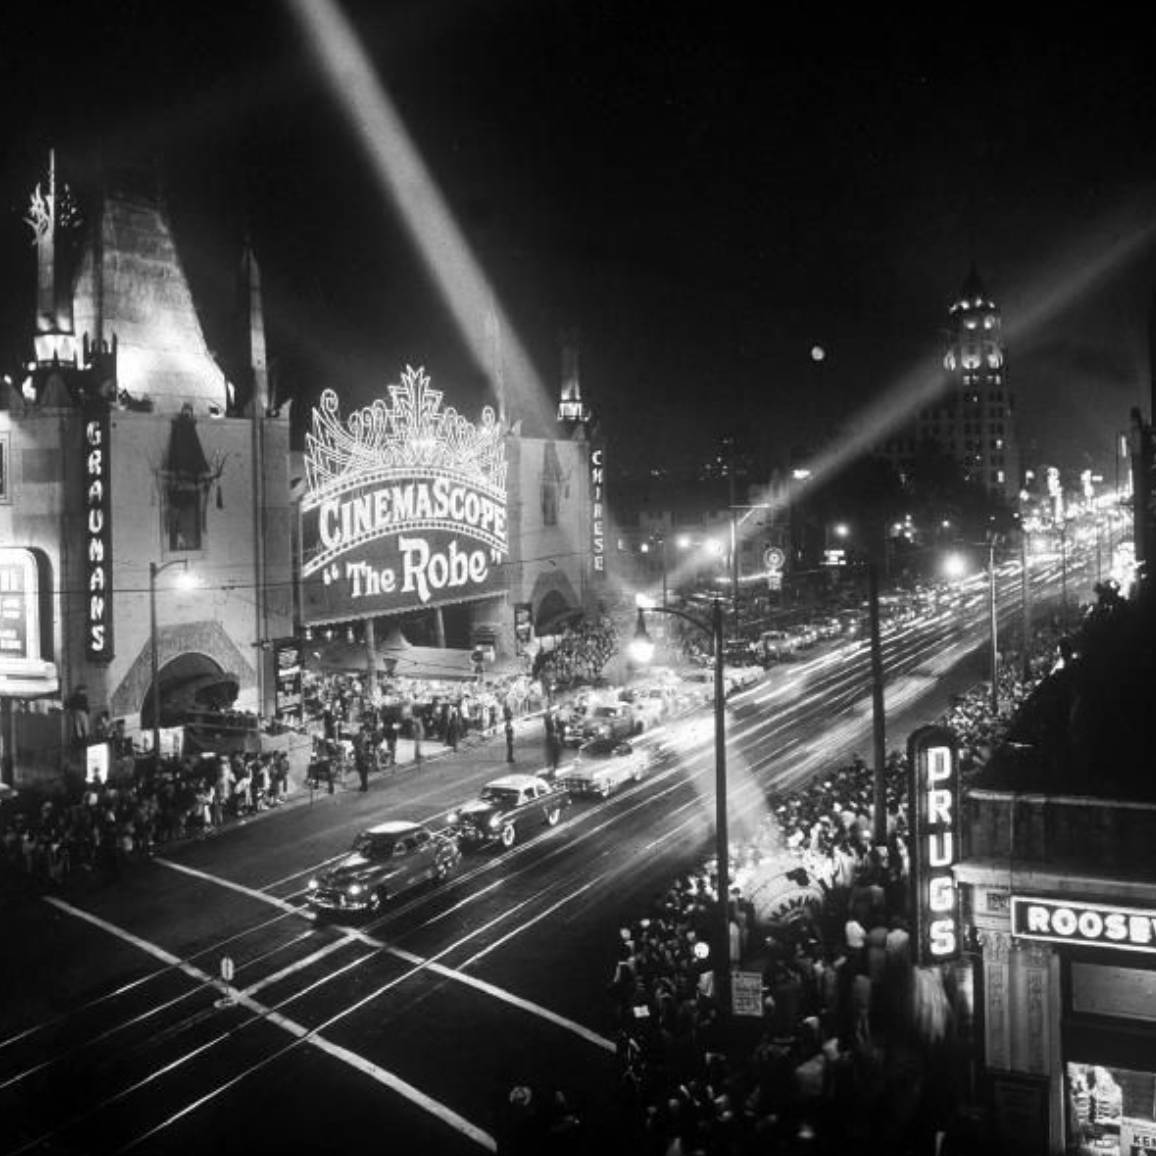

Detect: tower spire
[240,234,268,415]
[557,327,589,431]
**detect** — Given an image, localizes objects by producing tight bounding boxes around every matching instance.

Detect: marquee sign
[590,445,606,579]
[1012,896,1156,956]
[83,404,114,662]
[908,725,961,966]
[300,367,508,624]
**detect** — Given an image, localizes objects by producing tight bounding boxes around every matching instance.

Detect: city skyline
[1,3,1154,482]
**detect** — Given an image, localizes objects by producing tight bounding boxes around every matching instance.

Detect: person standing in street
[355,729,370,792]
[504,704,516,764]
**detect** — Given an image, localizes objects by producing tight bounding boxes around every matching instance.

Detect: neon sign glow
[300,367,508,623]
[908,726,961,965]
[84,405,114,661]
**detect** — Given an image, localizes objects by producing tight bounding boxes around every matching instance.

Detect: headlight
[348,883,364,896]
[307,877,318,890]
[447,810,460,825]
[488,814,501,828]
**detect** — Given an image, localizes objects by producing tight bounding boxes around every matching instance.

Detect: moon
[810,345,826,362]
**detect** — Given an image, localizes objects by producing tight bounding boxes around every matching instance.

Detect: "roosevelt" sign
[1012,896,1156,955]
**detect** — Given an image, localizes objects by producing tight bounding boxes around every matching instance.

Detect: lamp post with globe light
[630,594,731,1025]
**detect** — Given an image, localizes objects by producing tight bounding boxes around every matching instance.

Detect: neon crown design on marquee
[303,366,508,503]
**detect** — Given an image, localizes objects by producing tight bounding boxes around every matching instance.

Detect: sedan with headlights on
[306,820,461,917]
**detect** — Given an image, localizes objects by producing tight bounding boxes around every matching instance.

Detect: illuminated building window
[983,315,994,329]
[996,470,1005,484]
[0,431,8,503]
[964,318,977,330]
[166,484,203,551]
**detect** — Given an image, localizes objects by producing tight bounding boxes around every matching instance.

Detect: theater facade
[0,158,600,786]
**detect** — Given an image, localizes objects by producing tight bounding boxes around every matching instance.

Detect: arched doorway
[140,651,237,729]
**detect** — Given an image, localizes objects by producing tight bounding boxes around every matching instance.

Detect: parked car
[306,820,461,916]
[579,702,638,743]
[558,739,649,798]
[448,773,570,850]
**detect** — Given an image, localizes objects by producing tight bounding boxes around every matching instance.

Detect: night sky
[2,2,1155,481]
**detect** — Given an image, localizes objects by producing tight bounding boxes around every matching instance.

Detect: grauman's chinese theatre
[0,155,604,785]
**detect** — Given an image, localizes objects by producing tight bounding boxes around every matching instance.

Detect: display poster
[0,549,34,663]
[272,638,303,722]
[0,430,9,503]
[83,402,114,662]
[731,970,764,1018]
[300,368,508,624]
[1066,1062,1156,1155]
[590,444,606,579]
[85,741,110,784]
[907,725,961,966]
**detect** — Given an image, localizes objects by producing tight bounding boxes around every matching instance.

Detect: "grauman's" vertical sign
[84,403,113,661]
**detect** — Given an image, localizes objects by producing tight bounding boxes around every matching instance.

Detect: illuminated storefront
[958,790,1156,1154]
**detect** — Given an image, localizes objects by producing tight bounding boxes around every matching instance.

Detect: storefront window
[1066,1062,1156,1154]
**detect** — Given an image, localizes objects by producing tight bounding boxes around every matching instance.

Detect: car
[306,820,461,916]
[449,773,570,850]
[579,702,638,744]
[558,738,649,798]
[627,686,669,731]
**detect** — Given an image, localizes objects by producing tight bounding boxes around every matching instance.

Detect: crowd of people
[534,614,619,690]
[1,749,291,890]
[598,628,1067,1155]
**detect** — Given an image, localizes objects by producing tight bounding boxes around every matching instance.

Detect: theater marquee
[300,367,508,624]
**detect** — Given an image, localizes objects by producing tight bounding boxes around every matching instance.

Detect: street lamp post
[988,538,999,716]
[632,597,730,1023]
[149,559,189,764]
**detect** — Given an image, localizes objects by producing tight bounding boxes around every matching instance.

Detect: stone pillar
[1012,941,1053,1076]
[977,928,1013,1070]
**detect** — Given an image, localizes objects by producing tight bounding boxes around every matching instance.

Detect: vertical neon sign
[84,404,114,662]
[590,445,605,579]
[908,725,960,965]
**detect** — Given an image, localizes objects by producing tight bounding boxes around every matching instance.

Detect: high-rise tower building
[880,267,1021,504]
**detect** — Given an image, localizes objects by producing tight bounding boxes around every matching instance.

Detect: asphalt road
[0,555,1082,1156]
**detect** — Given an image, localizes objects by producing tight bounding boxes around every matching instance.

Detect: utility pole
[867,562,887,845]
[1020,528,1032,681]
[988,537,999,716]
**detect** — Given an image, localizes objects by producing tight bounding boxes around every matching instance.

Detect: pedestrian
[447,706,461,752]
[356,731,370,792]
[505,713,516,764]
[386,718,399,767]
[412,713,424,765]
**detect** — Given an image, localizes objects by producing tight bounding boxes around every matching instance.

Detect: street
[1,561,1068,1155]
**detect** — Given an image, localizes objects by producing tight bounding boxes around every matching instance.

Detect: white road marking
[239,935,359,996]
[42,896,495,1153]
[156,856,616,1054]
